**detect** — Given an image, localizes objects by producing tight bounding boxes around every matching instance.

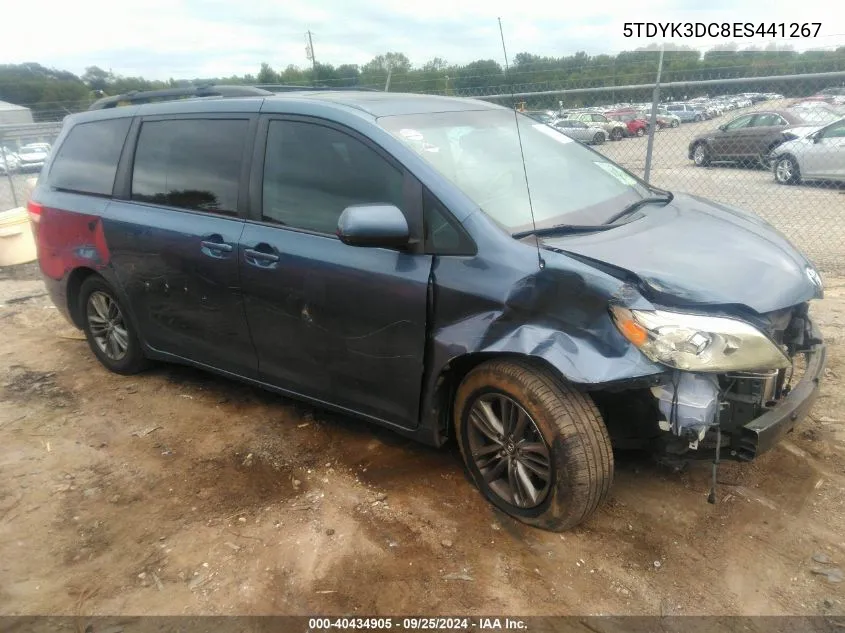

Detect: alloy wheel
[86,291,129,361]
[466,393,552,509]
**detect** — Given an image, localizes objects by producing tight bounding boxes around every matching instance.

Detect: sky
[4,0,843,79]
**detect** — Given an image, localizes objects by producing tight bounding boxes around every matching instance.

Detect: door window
[131,119,248,216]
[724,115,754,130]
[262,120,405,235]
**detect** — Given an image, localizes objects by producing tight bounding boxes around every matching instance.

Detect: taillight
[27,200,43,233]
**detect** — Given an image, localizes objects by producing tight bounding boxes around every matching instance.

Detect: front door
[804,119,845,179]
[239,117,432,428]
[106,115,258,376]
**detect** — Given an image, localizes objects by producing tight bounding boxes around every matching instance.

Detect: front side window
[725,115,754,130]
[49,118,132,196]
[822,120,845,139]
[131,119,248,215]
[752,113,786,127]
[262,120,404,234]
[380,109,651,233]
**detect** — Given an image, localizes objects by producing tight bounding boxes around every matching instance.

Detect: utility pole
[305,30,317,74]
[384,64,392,92]
[643,43,665,184]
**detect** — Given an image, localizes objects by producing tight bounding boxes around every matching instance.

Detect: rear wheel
[636,127,645,137]
[79,276,149,375]
[694,114,703,122]
[692,143,711,166]
[454,359,614,532]
[610,128,623,141]
[774,156,801,185]
[671,119,680,128]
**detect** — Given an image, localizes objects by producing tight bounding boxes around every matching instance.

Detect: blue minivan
[29,87,825,531]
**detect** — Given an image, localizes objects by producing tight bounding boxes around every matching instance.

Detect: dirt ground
[0,262,844,617]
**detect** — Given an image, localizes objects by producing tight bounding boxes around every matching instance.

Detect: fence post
[1,137,19,209]
[643,45,664,184]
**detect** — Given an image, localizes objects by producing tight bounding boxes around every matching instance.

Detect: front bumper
[735,343,826,461]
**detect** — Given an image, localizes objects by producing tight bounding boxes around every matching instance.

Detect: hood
[539,193,822,314]
[783,125,823,140]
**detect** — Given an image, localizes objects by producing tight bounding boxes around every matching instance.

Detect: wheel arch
[427,352,574,446]
[66,266,100,328]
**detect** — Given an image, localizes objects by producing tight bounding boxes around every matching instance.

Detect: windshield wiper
[512,224,619,239]
[602,191,674,226]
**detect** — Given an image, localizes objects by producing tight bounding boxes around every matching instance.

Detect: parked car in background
[29,87,827,533]
[563,112,627,140]
[770,117,845,185]
[552,118,607,144]
[605,112,649,137]
[664,103,706,123]
[635,109,680,129]
[524,110,557,125]
[0,148,20,174]
[688,109,830,168]
[16,145,49,171]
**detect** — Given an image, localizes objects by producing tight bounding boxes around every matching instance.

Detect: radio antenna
[498,17,542,270]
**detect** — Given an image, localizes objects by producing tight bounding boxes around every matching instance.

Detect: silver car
[770,117,845,185]
[552,119,607,144]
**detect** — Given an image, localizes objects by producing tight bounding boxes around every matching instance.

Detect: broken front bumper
[734,343,826,461]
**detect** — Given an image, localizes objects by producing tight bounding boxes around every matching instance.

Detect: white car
[0,148,20,174]
[770,117,845,185]
[16,145,49,171]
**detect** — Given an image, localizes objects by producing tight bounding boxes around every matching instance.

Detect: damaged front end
[616,301,826,463]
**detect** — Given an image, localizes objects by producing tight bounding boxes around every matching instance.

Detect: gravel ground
[0,262,844,616]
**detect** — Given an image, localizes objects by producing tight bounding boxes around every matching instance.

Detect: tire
[610,128,623,141]
[79,275,149,375]
[592,132,605,145]
[774,155,801,185]
[636,127,645,137]
[671,120,680,128]
[454,359,614,532]
[694,114,703,122]
[692,142,711,166]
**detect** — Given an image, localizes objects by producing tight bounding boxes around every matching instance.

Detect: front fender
[419,234,667,444]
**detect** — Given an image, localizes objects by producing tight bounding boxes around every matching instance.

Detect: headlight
[610,306,790,372]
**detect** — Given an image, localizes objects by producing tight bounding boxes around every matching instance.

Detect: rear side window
[131,119,248,216]
[49,118,131,195]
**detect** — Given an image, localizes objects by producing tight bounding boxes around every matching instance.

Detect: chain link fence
[472,70,845,275]
[2,67,844,274]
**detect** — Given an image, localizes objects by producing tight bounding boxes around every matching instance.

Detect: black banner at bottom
[2,616,845,633]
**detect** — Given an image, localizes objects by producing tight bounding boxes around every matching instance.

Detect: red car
[605,111,650,137]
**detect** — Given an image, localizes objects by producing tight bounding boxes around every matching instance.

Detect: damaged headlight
[610,306,790,372]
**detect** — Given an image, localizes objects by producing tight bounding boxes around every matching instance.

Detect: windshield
[379,109,650,232]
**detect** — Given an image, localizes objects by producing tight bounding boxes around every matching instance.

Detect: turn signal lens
[617,315,648,347]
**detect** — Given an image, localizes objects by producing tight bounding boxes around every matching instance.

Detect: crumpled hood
[539,193,822,314]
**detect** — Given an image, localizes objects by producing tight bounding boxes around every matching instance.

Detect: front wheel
[692,143,711,166]
[592,132,605,145]
[610,128,623,141]
[454,359,614,532]
[694,114,703,122]
[671,120,680,128]
[774,156,801,185]
[79,276,149,375]
[636,127,645,137]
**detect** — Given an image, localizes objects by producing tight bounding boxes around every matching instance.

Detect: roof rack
[87,84,274,110]
[88,83,384,110]
[253,84,382,93]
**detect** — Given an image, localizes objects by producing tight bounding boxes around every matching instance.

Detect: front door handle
[201,240,233,253]
[244,249,279,263]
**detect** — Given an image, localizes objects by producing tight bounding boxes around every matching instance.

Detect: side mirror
[813,132,823,143]
[337,204,409,248]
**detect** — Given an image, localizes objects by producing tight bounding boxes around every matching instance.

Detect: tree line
[1,43,844,121]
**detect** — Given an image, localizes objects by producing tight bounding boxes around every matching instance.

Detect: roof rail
[253,84,382,93]
[87,84,274,110]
